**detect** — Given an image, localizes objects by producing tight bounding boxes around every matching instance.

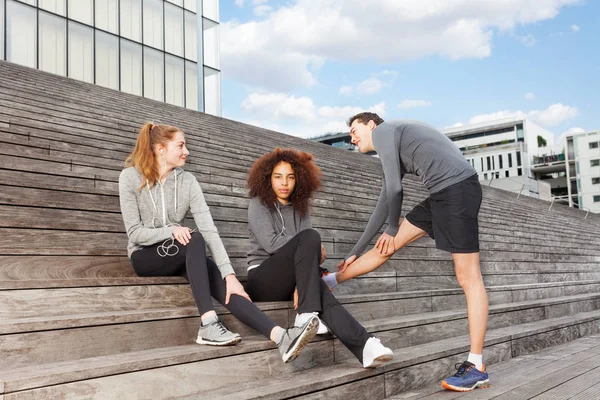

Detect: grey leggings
[131,232,277,338]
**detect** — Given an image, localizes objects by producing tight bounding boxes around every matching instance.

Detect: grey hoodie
[247,197,312,267]
[118,166,235,279]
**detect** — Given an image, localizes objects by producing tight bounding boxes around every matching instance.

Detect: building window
[594,195,600,203]
[592,178,600,185]
[203,18,220,69]
[517,168,522,176]
[517,124,524,142]
[6,0,37,68]
[95,31,119,90]
[495,172,499,179]
[165,2,184,57]
[68,21,94,83]
[95,0,119,34]
[508,153,513,168]
[185,61,198,110]
[483,173,488,180]
[0,0,3,61]
[68,0,93,25]
[492,156,495,170]
[590,142,599,149]
[144,46,164,101]
[505,171,509,178]
[591,160,600,167]
[120,39,142,96]
[498,154,503,169]
[165,55,184,107]
[184,0,196,12]
[480,158,484,171]
[39,0,66,16]
[39,11,66,76]
[516,151,522,167]
[143,0,164,50]
[204,66,221,115]
[203,0,219,22]
[120,0,141,42]
[486,156,491,171]
[184,11,197,62]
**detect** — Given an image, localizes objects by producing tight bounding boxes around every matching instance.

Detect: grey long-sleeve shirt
[119,166,235,279]
[347,120,477,258]
[247,197,312,266]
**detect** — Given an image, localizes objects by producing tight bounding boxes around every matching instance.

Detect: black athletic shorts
[405,174,482,253]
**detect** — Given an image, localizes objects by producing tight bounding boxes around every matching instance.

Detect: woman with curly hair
[119,123,319,363]
[244,148,394,368]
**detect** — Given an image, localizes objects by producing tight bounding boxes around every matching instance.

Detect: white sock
[272,327,285,345]
[201,314,218,326]
[322,272,338,289]
[467,353,483,371]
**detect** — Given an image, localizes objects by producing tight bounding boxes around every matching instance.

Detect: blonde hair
[125,122,182,189]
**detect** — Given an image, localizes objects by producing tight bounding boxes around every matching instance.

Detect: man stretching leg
[325,112,489,392]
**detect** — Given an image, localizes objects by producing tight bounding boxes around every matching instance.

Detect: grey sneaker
[196,318,241,346]
[278,315,319,363]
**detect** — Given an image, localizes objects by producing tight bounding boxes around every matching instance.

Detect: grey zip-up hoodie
[247,197,312,267]
[118,166,235,279]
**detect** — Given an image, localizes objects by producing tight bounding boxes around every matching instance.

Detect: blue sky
[218,0,598,142]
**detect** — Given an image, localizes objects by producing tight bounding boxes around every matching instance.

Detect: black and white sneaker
[278,315,319,363]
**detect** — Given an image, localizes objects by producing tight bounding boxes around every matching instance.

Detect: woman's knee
[188,231,206,247]
[297,228,321,246]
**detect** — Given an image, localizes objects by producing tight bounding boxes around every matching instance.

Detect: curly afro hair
[247,148,322,216]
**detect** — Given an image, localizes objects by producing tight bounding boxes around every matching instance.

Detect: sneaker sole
[363,354,394,368]
[196,336,242,346]
[283,318,319,363]
[442,379,490,392]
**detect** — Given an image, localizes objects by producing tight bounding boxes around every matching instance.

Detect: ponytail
[126,122,181,190]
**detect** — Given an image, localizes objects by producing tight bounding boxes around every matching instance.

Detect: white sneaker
[362,337,393,368]
[295,312,330,335]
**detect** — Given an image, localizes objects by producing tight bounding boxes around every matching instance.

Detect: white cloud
[356,78,383,95]
[339,85,353,96]
[339,71,397,97]
[518,34,537,47]
[234,0,244,7]
[318,102,386,119]
[240,93,386,137]
[444,122,465,129]
[254,5,272,16]
[571,24,580,32]
[253,0,269,4]
[222,0,579,91]
[398,99,432,109]
[525,92,535,100]
[556,127,584,146]
[468,103,579,127]
[241,93,317,121]
[323,121,351,134]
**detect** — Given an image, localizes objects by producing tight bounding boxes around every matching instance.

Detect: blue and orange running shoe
[441,361,490,392]
[319,266,330,278]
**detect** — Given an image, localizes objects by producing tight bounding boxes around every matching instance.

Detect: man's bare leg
[452,252,488,355]
[336,218,426,284]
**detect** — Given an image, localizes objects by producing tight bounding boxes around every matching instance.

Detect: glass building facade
[0,0,221,115]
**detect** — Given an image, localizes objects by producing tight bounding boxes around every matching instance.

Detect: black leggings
[245,229,372,362]
[130,232,276,339]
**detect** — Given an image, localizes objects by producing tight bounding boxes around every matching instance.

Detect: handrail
[549,195,591,219]
[485,175,592,219]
